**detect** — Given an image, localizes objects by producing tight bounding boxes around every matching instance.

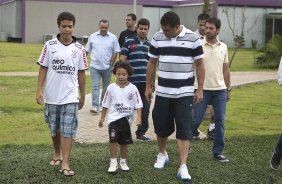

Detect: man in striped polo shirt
[120,18,151,141]
[145,11,205,181]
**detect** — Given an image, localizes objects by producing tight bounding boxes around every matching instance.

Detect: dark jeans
[192,90,227,155]
[134,83,150,136]
[274,134,282,159]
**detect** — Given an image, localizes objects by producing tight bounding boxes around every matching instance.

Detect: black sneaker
[270,150,281,170]
[207,129,215,140]
[214,154,229,163]
[136,135,151,141]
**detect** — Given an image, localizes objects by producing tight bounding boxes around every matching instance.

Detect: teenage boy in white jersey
[36,12,88,176]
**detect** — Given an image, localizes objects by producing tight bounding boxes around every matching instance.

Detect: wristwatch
[227,88,232,92]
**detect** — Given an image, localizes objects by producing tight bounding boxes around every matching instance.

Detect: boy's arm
[36,66,48,105]
[78,70,86,110]
[99,107,108,127]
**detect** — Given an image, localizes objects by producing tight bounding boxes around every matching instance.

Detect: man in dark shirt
[118,13,137,47]
[120,18,151,141]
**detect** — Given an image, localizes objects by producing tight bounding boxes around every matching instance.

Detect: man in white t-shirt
[36,12,88,176]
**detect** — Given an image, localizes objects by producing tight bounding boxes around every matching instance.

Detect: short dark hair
[99,19,109,25]
[127,13,137,21]
[57,12,75,27]
[112,61,134,76]
[198,13,210,22]
[206,17,221,29]
[137,18,150,29]
[160,11,180,28]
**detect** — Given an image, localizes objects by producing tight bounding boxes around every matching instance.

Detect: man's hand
[135,118,141,127]
[145,87,153,103]
[99,118,104,128]
[194,88,203,104]
[227,90,231,102]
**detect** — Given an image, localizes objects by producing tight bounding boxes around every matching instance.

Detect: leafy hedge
[255,34,282,69]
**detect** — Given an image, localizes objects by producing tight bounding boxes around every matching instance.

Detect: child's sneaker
[119,160,129,171]
[108,160,118,173]
[154,152,169,169]
[177,164,192,181]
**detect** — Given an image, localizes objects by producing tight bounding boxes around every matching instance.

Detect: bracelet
[227,88,232,92]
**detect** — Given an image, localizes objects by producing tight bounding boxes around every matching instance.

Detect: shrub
[255,34,282,69]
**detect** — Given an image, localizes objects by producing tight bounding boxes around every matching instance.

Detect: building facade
[0,0,282,48]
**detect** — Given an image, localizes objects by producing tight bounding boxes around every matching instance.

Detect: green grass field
[1,135,281,183]
[0,43,276,72]
[0,43,281,183]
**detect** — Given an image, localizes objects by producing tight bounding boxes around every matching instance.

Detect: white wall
[173,4,205,32]
[218,6,282,48]
[0,0,21,38]
[142,7,171,40]
[25,1,142,43]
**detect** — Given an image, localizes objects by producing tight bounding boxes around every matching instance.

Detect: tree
[203,0,211,15]
[222,6,257,67]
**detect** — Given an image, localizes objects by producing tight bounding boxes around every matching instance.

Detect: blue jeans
[90,67,112,108]
[192,90,227,155]
[274,134,282,159]
[134,83,150,136]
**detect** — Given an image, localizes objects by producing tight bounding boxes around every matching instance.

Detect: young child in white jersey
[99,61,143,173]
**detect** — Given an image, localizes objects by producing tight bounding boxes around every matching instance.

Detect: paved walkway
[74,71,277,144]
[0,71,277,143]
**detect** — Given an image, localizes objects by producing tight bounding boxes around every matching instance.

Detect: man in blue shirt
[120,18,151,141]
[85,19,120,113]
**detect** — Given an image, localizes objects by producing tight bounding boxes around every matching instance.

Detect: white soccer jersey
[102,83,143,125]
[37,36,88,104]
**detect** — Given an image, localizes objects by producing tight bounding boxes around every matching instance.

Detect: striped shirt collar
[177,25,187,37]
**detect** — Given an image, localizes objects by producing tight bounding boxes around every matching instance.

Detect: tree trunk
[229,47,240,68]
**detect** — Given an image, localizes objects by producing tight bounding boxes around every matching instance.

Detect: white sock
[110,158,117,163]
[120,158,126,163]
[209,123,215,131]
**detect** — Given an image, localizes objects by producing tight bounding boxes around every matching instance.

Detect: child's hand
[136,119,141,126]
[99,119,104,128]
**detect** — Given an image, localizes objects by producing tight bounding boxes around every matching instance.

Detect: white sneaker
[119,160,129,171]
[177,164,192,181]
[154,152,169,169]
[90,107,98,114]
[108,160,118,173]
